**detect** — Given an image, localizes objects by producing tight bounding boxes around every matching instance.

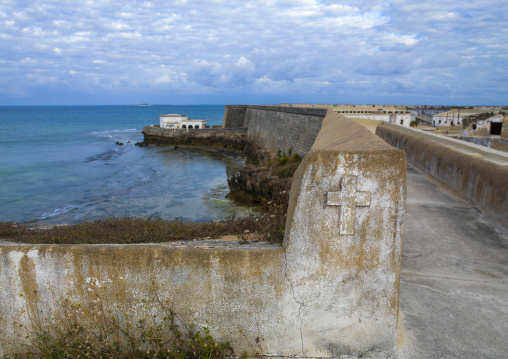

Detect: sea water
[0,105,252,224]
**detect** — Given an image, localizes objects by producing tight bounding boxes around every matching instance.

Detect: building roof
[333,105,409,112]
[161,114,187,117]
[433,109,490,117]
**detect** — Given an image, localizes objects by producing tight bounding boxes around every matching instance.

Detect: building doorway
[491,122,503,135]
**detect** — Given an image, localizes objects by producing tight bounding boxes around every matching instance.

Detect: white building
[159,114,207,129]
[332,105,414,127]
[432,109,490,127]
[461,112,506,136]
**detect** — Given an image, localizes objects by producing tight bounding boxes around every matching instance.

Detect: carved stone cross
[326,176,371,235]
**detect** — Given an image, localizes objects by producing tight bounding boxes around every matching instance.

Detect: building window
[182,125,186,129]
[400,120,404,125]
[195,125,199,129]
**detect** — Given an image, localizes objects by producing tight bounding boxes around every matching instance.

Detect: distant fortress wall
[223,105,327,156]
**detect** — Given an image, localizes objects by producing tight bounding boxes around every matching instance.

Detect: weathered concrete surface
[0,241,295,357]
[376,124,508,230]
[398,165,508,358]
[284,111,406,357]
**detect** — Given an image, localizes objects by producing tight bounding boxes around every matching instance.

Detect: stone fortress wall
[1,107,407,358]
[223,105,327,156]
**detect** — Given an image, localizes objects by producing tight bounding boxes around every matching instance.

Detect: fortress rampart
[1,108,407,358]
[226,105,327,156]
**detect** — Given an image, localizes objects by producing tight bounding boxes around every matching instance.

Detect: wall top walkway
[398,164,508,358]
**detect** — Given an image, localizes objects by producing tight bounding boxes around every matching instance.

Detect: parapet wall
[1,110,407,358]
[376,124,508,229]
[455,136,508,153]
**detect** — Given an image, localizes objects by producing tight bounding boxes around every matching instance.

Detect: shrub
[275,153,289,165]
[5,289,233,358]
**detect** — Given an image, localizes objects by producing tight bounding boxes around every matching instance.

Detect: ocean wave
[89,129,139,138]
[39,205,82,220]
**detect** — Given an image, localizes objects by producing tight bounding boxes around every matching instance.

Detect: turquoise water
[0,105,251,223]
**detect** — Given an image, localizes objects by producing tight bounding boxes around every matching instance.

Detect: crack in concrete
[284,251,305,357]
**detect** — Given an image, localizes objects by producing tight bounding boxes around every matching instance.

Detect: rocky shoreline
[140,129,301,209]
[140,125,249,151]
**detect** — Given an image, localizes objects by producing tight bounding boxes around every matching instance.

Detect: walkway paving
[398,165,508,358]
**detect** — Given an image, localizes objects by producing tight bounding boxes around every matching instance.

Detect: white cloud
[0,0,506,104]
[236,56,253,69]
[106,22,130,31]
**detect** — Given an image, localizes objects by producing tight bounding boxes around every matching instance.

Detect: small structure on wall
[461,112,507,137]
[159,114,207,129]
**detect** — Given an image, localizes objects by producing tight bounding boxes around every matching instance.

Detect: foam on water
[89,128,139,139]
[39,205,83,220]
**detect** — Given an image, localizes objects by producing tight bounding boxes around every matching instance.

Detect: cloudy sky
[1,0,507,105]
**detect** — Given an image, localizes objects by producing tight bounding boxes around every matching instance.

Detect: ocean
[0,105,252,224]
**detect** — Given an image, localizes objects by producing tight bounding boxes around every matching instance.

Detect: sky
[0,0,507,106]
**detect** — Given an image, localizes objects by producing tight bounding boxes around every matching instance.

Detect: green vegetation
[4,289,233,358]
[410,120,418,128]
[0,204,286,244]
[271,150,302,178]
